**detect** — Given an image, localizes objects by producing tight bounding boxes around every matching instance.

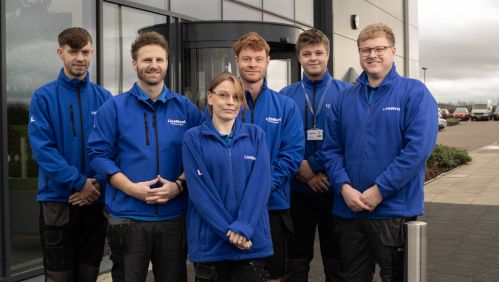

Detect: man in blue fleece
[280,28,350,281]
[233,32,304,282]
[29,27,111,281]
[87,32,202,281]
[322,23,438,281]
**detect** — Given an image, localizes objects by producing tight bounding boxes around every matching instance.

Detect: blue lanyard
[301,78,331,128]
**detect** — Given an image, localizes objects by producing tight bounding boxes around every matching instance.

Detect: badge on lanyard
[307,128,323,141]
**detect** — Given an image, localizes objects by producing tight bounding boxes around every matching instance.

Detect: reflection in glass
[102,4,166,94]
[127,0,168,10]
[263,0,293,19]
[184,48,236,109]
[171,0,221,20]
[223,0,261,21]
[5,0,95,274]
[267,59,291,92]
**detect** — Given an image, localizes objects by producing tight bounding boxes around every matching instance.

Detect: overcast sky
[419,0,499,104]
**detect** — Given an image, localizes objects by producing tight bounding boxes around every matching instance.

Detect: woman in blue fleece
[182,72,273,281]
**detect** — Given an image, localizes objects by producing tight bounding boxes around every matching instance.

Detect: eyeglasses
[210,91,241,103]
[358,46,392,57]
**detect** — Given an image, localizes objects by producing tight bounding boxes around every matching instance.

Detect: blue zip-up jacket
[241,82,304,210]
[29,69,112,203]
[87,83,202,220]
[322,65,438,218]
[280,72,350,194]
[182,119,273,263]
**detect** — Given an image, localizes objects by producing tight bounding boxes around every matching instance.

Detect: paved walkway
[421,141,499,281]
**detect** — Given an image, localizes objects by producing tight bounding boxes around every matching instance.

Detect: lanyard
[301,78,331,128]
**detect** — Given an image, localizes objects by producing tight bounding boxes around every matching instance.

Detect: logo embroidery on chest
[265,117,282,124]
[382,107,401,112]
[243,155,256,161]
[168,119,186,126]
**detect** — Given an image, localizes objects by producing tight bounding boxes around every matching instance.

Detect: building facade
[0,0,419,280]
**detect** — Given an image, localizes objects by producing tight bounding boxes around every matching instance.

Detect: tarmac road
[437,119,499,151]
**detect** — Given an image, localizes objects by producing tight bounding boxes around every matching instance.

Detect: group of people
[28,22,438,282]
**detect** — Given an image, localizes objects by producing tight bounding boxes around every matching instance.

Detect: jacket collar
[129,82,175,104]
[201,118,248,143]
[302,71,332,88]
[57,68,89,90]
[356,63,399,89]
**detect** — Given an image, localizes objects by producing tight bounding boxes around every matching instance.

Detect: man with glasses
[321,23,438,281]
[233,32,304,282]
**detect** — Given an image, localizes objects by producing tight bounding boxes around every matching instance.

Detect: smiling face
[235,47,270,84]
[57,42,93,80]
[133,44,168,87]
[298,43,329,80]
[358,36,395,86]
[208,80,242,123]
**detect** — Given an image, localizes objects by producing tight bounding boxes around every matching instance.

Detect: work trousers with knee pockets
[39,202,107,282]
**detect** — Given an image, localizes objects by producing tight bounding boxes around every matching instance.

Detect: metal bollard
[404,221,427,282]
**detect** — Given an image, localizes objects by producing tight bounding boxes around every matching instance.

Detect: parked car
[439,108,450,118]
[452,107,470,121]
[494,106,499,120]
[471,99,493,121]
[439,112,447,130]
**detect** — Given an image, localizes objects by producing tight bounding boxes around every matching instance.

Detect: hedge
[425,144,471,181]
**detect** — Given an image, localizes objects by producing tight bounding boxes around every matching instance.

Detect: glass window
[263,12,294,25]
[184,48,236,109]
[102,4,166,94]
[266,59,291,92]
[236,0,262,8]
[5,0,96,274]
[171,0,221,20]
[295,0,313,26]
[127,0,169,10]
[263,0,293,19]
[223,1,261,21]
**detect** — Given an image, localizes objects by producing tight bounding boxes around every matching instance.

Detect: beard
[136,67,166,86]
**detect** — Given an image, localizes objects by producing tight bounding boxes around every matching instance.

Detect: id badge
[307,129,323,141]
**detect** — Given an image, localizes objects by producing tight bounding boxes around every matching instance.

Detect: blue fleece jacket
[240,82,304,211]
[322,65,438,218]
[182,119,273,263]
[87,83,202,220]
[29,69,112,203]
[280,72,350,194]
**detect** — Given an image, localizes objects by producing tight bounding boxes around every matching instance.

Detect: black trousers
[335,217,415,282]
[264,210,293,279]
[107,216,187,282]
[285,191,340,281]
[39,202,107,279]
[194,259,266,282]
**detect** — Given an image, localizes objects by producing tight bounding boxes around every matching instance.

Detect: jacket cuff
[307,157,322,173]
[228,221,254,240]
[91,158,122,178]
[375,176,395,199]
[73,175,87,191]
[333,173,351,195]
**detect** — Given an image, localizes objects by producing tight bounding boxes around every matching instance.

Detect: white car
[439,112,447,130]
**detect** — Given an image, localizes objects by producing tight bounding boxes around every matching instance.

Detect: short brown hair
[207,72,247,114]
[357,23,395,47]
[131,31,169,60]
[296,28,330,56]
[58,27,92,49]
[233,32,270,56]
